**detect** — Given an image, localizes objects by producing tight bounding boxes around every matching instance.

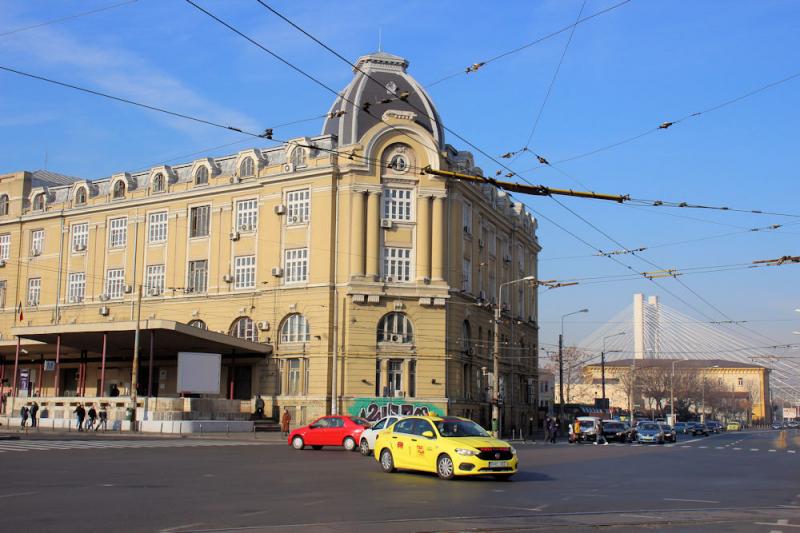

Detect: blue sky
[1,0,798,352]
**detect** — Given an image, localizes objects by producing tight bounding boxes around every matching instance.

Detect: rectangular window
[235,199,258,232]
[408,360,416,398]
[462,201,472,234]
[288,358,301,396]
[67,272,85,303]
[383,188,413,222]
[383,247,412,282]
[488,225,496,256]
[105,268,125,299]
[0,280,5,308]
[71,223,88,252]
[284,248,308,283]
[148,211,168,243]
[0,234,10,260]
[27,277,41,307]
[145,264,165,295]
[286,189,310,225]
[234,255,256,289]
[738,377,743,386]
[109,217,127,248]
[187,260,208,293]
[462,257,471,292]
[189,205,210,238]
[31,229,44,256]
[388,359,403,394]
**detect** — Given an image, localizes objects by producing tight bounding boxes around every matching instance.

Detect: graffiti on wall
[348,398,443,422]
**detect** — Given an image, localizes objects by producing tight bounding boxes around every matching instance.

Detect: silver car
[636,422,665,444]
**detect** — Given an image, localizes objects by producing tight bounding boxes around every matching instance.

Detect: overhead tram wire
[0,0,138,38]
[425,0,632,88]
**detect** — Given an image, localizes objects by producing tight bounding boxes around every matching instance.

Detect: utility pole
[130,284,143,431]
[558,333,564,423]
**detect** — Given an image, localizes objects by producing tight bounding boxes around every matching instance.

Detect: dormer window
[240,157,254,177]
[0,194,8,216]
[112,180,126,199]
[33,193,45,211]
[291,147,306,168]
[195,166,209,185]
[75,188,87,206]
[152,173,165,193]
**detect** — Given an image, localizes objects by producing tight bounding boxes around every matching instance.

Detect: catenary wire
[0,0,138,38]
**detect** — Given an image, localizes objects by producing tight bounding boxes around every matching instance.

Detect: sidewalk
[0,424,288,442]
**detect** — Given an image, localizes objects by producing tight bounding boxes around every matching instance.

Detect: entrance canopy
[3,319,271,359]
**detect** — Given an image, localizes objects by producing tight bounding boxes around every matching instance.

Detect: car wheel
[312,445,323,450]
[493,474,514,481]
[437,454,455,480]
[379,449,395,473]
[359,439,371,456]
[343,436,356,451]
[291,436,304,450]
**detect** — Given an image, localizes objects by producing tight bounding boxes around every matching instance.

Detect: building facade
[0,52,541,431]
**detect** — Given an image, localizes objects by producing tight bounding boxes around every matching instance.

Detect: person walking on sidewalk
[29,402,39,428]
[280,407,292,437]
[74,403,86,431]
[96,405,108,432]
[86,405,98,431]
[549,418,557,443]
[254,394,265,420]
[19,405,29,429]
[544,417,551,443]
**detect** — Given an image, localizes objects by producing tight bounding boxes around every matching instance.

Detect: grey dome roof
[322,52,444,147]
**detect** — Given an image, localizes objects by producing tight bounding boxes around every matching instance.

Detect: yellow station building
[0,53,541,432]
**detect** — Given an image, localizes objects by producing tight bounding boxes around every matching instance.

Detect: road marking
[733,447,742,450]
[159,523,204,533]
[0,491,37,499]
[681,445,692,448]
[755,519,800,528]
[663,498,720,504]
[751,448,760,451]
[788,450,796,454]
[715,447,724,449]
[699,446,707,449]
[770,449,777,452]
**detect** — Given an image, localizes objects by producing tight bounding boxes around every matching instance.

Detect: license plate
[489,461,508,468]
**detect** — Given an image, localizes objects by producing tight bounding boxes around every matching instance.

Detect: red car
[288,415,371,451]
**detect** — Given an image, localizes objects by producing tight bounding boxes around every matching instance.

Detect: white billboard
[177,352,221,395]
[783,407,799,420]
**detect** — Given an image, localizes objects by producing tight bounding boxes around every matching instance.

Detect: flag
[17,301,23,321]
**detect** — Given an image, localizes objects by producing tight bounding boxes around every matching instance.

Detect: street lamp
[601,332,625,409]
[559,308,589,422]
[492,275,537,438]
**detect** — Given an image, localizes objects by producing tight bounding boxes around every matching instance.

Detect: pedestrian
[543,417,551,442]
[280,407,292,437]
[254,394,265,420]
[573,417,581,443]
[74,403,86,431]
[595,419,608,445]
[109,384,120,397]
[86,404,97,431]
[96,405,108,432]
[20,404,29,429]
[568,418,575,443]
[549,418,557,443]
[30,401,39,428]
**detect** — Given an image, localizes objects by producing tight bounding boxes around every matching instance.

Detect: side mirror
[422,430,435,439]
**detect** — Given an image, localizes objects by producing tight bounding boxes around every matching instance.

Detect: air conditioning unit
[99,294,110,302]
[230,231,240,241]
[384,276,394,283]
[390,334,401,343]
[274,205,286,215]
[257,320,270,331]
[503,255,511,263]
[239,224,252,232]
[184,287,194,294]
[0,260,5,267]
[289,215,299,224]
[478,239,485,248]
[124,285,133,294]
[149,288,161,297]
[229,176,242,184]
[74,244,87,252]
[380,219,392,228]
[463,225,471,234]
[271,267,284,277]
[393,390,405,398]
[222,274,233,283]
[31,250,41,257]
[478,290,486,301]
[99,306,109,316]
[283,163,293,173]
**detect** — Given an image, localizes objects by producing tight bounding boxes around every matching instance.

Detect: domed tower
[321,52,445,149]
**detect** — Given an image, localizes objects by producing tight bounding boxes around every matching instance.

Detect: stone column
[349,190,365,278]
[380,358,389,396]
[416,196,431,281]
[431,196,445,281]
[365,191,381,280]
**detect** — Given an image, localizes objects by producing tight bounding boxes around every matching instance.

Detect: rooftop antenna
[378,27,382,52]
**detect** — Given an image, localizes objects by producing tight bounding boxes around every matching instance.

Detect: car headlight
[510,446,517,455]
[455,448,478,456]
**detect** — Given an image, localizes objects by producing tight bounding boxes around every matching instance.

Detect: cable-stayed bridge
[572,294,800,404]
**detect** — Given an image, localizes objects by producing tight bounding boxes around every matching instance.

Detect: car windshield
[349,417,371,427]
[640,423,659,430]
[579,421,595,429]
[434,419,489,437]
[661,425,673,430]
[605,423,623,431]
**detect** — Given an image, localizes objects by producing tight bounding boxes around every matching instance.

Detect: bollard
[160,422,163,435]
[253,424,257,439]
[227,423,230,437]
[200,423,203,436]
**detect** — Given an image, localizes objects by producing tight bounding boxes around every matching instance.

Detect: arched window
[462,320,471,354]
[291,147,306,168]
[377,312,414,343]
[240,157,254,177]
[230,316,256,341]
[280,314,309,343]
[32,193,45,211]
[188,319,207,330]
[75,187,87,206]
[195,166,209,185]
[152,173,165,193]
[112,180,126,199]
[0,194,8,215]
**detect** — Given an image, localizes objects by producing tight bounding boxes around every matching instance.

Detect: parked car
[690,423,710,436]
[673,422,689,434]
[771,422,784,430]
[726,421,742,431]
[636,422,665,444]
[706,421,722,433]
[374,416,517,480]
[288,415,371,451]
[359,416,405,456]
[659,423,677,443]
[571,416,602,443]
[601,420,632,442]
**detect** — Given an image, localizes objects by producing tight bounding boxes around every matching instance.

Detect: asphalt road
[1,429,799,532]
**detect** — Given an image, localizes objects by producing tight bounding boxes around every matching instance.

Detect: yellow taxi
[726,421,742,431]
[373,415,518,480]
